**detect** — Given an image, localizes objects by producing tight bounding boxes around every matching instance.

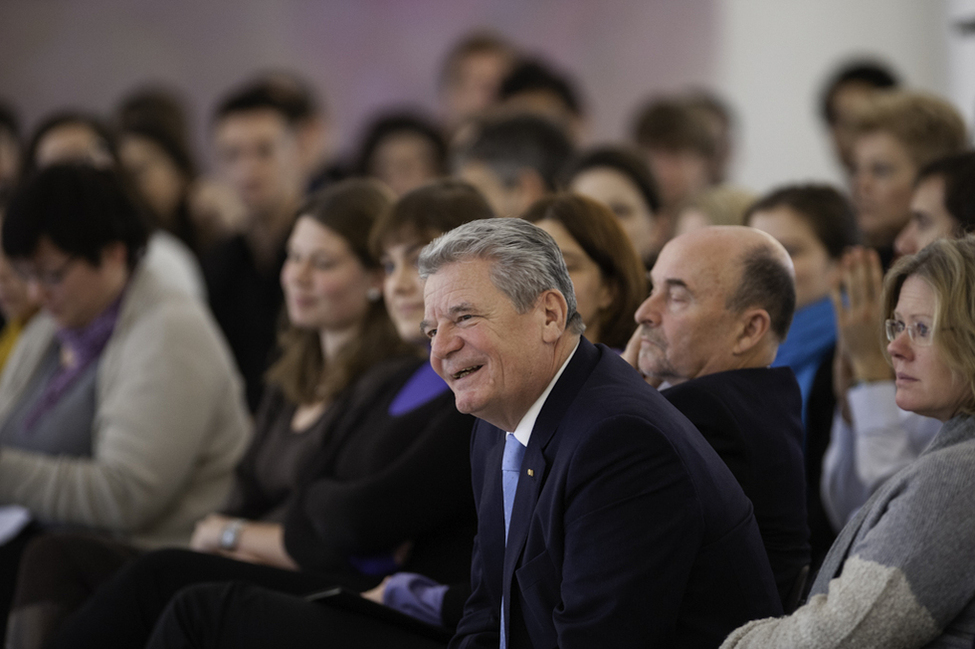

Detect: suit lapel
[501,339,601,594]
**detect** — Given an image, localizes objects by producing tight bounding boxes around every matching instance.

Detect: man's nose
[430,326,462,360]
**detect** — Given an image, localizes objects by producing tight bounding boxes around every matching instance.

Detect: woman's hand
[831,247,893,385]
[191,515,299,571]
[190,513,234,553]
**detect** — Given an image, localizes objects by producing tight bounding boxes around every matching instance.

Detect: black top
[233,354,478,584]
[202,234,285,412]
[662,366,811,609]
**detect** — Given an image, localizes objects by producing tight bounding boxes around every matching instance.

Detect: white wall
[716,0,951,194]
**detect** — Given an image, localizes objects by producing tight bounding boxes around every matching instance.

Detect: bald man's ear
[732,308,772,356]
[538,289,569,344]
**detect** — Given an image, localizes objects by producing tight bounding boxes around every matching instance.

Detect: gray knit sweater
[721,414,975,649]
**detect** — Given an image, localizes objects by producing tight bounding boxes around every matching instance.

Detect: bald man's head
[635,226,796,384]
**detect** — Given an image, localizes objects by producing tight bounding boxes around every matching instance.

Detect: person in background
[818,60,899,176]
[22,111,206,301]
[0,226,39,372]
[745,185,860,567]
[522,193,646,350]
[566,145,660,269]
[203,78,309,412]
[353,111,448,197]
[631,96,718,248]
[496,57,588,144]
[42,179,483,649]
[437,31,517,135]
[721,235,975,649]
[453,113,573,218]
[674,185,756,236]
[849,90,966,268]
[822,151,975,531]
[685,90,736,185]
[894,151,975,257]
[0,102,22,206]
[0,164,250,641]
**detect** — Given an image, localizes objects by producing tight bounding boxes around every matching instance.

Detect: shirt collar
[509,339,579,447]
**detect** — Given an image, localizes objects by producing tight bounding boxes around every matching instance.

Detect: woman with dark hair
[33,179,483,649]
[522,193,647,349]
[565,145,661,268]
[354,111,448,197]
[722,235,975,649]
[746,184,860,567]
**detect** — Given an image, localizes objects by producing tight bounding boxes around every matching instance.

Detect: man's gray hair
[419,218,584,334]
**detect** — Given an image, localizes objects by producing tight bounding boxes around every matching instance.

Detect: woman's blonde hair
[266,178,413,405]
[882,234,975,416]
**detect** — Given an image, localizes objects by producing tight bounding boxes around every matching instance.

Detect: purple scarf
[22,295,124,433]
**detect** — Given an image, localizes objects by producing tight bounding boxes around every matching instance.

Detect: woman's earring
[367,287,381,302]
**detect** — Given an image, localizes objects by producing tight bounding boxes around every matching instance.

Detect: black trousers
[146,582,449,649]
[47,548,379,649]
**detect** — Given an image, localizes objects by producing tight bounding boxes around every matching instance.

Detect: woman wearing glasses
[722,235,975,648]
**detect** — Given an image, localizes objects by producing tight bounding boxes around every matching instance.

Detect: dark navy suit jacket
[662,367,811,608]
[450,338,781,649]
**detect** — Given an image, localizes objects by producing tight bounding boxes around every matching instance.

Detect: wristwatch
[219,518,245,551]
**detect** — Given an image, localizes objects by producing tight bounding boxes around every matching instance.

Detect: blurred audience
[849,90,967,267]
[685,90,736,184]
[0,102,22,206]
[674,184,756,235]
[437,31,517,134]
[819,60,900,176]
[0,229,39,372]
[496,57,587,143]
[453,113,573,217]
[353,111,448,197]
[632,96,718,245]
[0,164,250,640]
[203,78,309,411]
[24,111,206,300]
[566,145,660,268]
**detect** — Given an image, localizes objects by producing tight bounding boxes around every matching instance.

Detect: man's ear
[538,289,569,343]
[732,308,771,355]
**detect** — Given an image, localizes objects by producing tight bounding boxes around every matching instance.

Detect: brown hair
[881,235,975,416]
[369,179,494,258]
[522,193,647,348]
[265,178,412,405]
[853,91,967,168]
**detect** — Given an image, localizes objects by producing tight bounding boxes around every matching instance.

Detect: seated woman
[745,185,860,565]
[822,152,975,531]
[565,146,661,269]
[0,164,250,639]
[39,179,491,649]
[721,235,975,648]
[521,192,647,350]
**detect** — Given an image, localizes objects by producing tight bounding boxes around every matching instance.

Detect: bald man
[631,226,811,610]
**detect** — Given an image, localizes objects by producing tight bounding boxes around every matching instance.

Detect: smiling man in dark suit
[419,217,780,649]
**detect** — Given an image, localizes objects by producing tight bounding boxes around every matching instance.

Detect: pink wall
[0,0,717,167]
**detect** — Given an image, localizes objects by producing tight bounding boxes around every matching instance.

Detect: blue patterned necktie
[502,433,526,542]
[501,433,526,649]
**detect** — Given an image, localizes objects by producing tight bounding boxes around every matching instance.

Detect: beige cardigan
[0,263,251,548]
